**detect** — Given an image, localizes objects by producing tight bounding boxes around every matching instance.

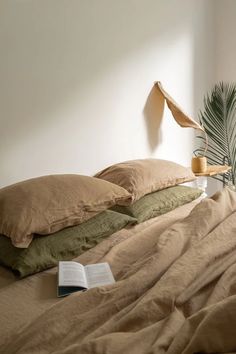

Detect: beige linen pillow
[0,174,132,248]
[95,159,196,202]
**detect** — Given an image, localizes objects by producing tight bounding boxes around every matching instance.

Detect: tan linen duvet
[1,189,236,354]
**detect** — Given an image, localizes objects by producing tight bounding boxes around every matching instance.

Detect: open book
[58,261,115,297]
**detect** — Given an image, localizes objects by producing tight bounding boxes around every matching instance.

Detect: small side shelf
[194,165,231,177]
[194,165,231,197]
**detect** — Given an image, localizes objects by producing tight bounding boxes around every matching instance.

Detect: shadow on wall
[143,85,165,151]
[192,1,216,194]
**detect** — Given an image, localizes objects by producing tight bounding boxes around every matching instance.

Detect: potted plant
[195,82,236,187]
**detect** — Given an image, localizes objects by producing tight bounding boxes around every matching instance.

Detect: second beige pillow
[95,158,196,202]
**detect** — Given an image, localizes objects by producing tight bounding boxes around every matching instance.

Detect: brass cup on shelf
[191,156,207,173]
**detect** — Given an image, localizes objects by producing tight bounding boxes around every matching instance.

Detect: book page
[85,262,115,289]
[58,261,88,288]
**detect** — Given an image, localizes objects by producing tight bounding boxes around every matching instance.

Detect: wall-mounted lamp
[154,81,208,173]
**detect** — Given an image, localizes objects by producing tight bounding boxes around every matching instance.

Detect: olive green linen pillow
[0,210,136,278]
[112,186,202,223]
[95,159,196,202]
[0,174,132,248]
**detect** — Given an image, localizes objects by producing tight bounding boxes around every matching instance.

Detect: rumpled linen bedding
[1,189,236,354]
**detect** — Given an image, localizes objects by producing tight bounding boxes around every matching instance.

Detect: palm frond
[195,82,236,185]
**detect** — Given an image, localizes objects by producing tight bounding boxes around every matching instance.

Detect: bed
[1,159,235,354]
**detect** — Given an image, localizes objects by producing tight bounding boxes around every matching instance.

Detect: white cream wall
[215,0,236,81]
[0,0,215,187]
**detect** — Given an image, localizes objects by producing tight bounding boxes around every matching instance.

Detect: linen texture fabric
[0,210,136,278]
[95,158,196,202]
[112,185,202,223]
[2,188,236,354]
[0,174,132,248]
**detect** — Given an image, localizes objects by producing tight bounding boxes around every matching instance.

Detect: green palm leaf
[195,82,236,185]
